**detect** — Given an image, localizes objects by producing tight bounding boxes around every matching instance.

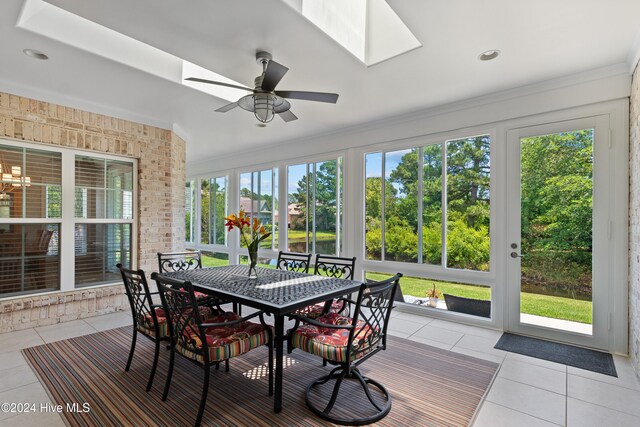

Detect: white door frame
[506,115,612,350]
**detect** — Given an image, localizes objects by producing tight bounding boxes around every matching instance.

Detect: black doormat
[495,333,617,377]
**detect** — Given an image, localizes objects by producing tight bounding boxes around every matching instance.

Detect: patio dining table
[159,264,362,413]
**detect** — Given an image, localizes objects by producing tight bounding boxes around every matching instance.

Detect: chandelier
[0,162,31,194]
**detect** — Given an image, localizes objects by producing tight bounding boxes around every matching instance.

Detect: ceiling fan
[185,51,339,124]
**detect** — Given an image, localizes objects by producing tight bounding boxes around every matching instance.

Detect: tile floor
[0,309,639,426]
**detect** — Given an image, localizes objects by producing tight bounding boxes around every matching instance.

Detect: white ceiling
[0,0,639,167]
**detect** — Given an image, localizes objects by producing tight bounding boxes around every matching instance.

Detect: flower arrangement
[427,284,440,298]
[427,284,440,307]
[224,209,271,278]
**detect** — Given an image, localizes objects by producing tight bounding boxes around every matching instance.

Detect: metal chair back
[157,251,202,273]
[313,254,356,280]
[276,251,312,273]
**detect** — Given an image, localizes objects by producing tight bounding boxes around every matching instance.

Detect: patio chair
[287,273,402,425]
[158,250,239,313]
[117,264,168,392]
[294,254,357,319]
[276,250,312,273]
[151,273,273,427]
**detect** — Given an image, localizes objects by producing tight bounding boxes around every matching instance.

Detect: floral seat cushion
[290,312,376,362]
[137,306,211,339]
[177,311,271,363]
[294,300,344,319]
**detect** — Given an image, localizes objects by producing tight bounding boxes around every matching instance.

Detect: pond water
[287,240,337,255]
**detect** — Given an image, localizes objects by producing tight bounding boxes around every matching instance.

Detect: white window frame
[0,139,138,297]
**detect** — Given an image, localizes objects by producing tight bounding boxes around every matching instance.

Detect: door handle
[510,252,523,258]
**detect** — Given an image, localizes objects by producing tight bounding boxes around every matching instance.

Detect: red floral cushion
[294,300,344,319]
[176,311,271,363]
[137,306,211,339]
[290,312,377,362]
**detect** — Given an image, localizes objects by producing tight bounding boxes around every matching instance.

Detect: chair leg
[352,368,385,412]
[268,341,274,396]
[125,327,137,371]
[321,369,347,414]
[161,345,176,401]
[146,338,161,392]
[305,365,391,426]
[194,366,210,427]
[225,359,229,372]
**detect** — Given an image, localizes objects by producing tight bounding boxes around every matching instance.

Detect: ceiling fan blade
[261,60,289,91]
[215,102,238,113]
[278,110,298,122]
[275,90,339,104]
[185,77,255,92]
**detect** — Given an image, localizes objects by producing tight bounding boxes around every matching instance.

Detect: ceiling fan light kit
[186,51,338,125]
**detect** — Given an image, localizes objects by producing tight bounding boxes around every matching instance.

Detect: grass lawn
[287,229,337,242]
[366,272,592,324]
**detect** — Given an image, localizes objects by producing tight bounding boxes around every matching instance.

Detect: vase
[248,248,258,279]
[428,297,439,308]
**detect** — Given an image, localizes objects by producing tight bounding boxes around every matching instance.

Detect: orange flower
[224,209,271,249]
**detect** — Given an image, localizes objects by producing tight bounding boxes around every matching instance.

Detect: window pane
[75,223,131,287]
[185,180,195,243]
[239,169,277,250]
[76,156,133,219]
[446,135,490,271]
[288,163,309,253]
[106,160,133,191]
[287,160,341,255]
[273,168,279,250]
[258,171,273,249]
[0,224,60,297]
[423,144,443,265]
[385,149,418,262]
[75,156,105,188]
[200,178,211,244]
[314,160,338,255]
[213,177,227,245]
[1,145,62,218]
[365,152,382,260]
[200,177,227,245]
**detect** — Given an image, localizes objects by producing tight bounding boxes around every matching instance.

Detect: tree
[520,130,593,296]
[200,180,227,244]
[291,161,338,232]
[446,136,490,229]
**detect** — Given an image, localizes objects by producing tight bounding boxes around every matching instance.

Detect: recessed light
[478,50,500,61]
[256,123,267,128]
[23,49,48,60]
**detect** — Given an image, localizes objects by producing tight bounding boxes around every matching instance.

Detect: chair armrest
[288,313,354,330]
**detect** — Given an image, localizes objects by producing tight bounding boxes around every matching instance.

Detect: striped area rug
[23,327,497,426]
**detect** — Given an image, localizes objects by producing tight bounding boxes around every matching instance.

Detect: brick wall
[0,91,185,332]
[630,64,640,378]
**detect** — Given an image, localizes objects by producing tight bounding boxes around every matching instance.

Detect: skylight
[16,0,243,102]
[283,0,421,66]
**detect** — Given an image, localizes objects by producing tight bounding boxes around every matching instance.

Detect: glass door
[506,117,609,349]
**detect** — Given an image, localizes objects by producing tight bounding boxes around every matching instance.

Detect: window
[185,180,195,243]
[365,135,490,272]
[287,158,342,255]
[0,143,61,297]
[239,168,278,250]
[74,155,134,287]
[200,176,227,246]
